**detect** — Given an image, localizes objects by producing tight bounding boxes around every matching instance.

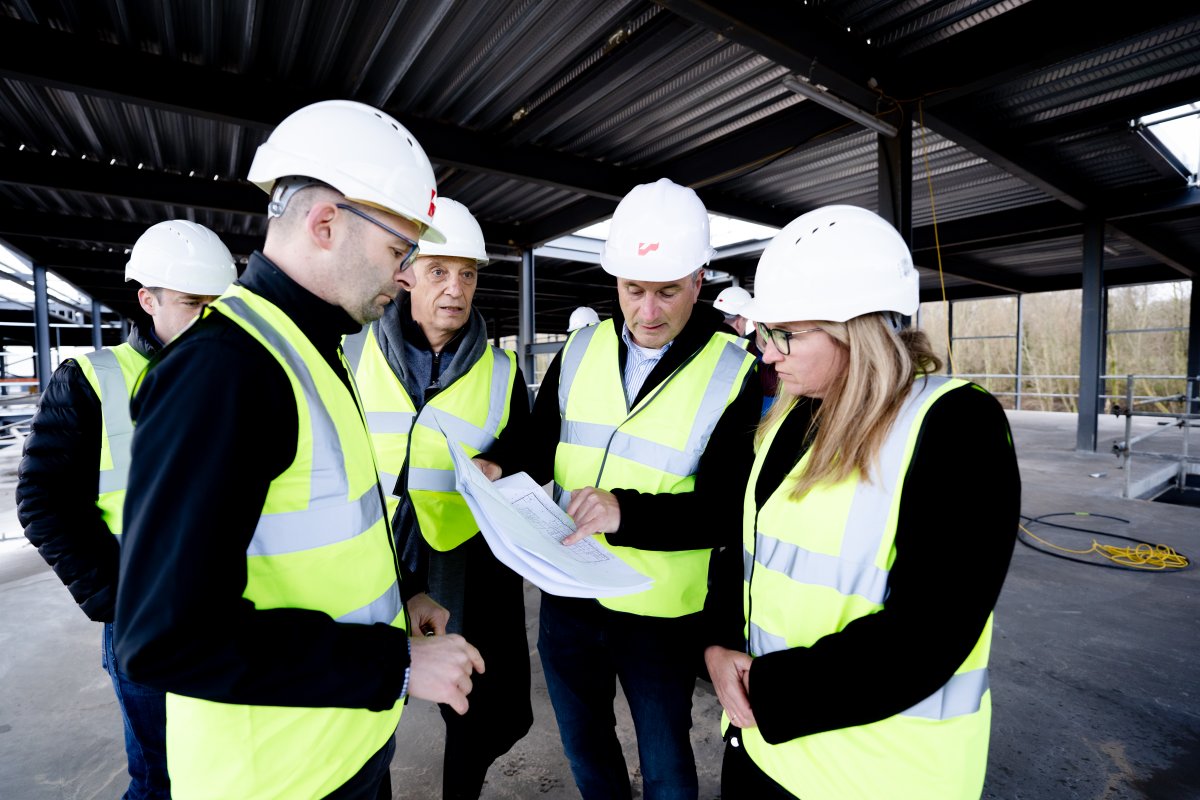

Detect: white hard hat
[740,205,919,323]
[125,220,237,295]
[416,198,487,266]
[568,306,600,332]
[600,178,715,281]
[248,100,445,243]
[713,286,752,317]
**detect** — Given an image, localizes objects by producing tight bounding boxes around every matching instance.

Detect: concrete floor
[1,409,1197,799]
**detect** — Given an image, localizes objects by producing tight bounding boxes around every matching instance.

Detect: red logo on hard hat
[637,242,659,256]
[428,189,437,218]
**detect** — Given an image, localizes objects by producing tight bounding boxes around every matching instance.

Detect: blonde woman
[704,206,1019,799]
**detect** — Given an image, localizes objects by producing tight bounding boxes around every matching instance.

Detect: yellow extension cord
[1019,520,1190,571]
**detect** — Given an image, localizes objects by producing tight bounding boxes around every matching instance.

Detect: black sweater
[708,384,1020,744]
[484,303,763,552]
[16,320,160,622]
[114,253,410,711]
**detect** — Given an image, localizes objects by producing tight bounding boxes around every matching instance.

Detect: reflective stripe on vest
[554,319,756,616]
[353,322,516,551]
[76,343,148,535]
[164,287,404,800]
[221,297,388,561]
[737,376,994,799]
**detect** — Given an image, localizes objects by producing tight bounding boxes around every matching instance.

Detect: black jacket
[16,320,160,622]
[484,302,762,552]
[707,384,1020,743]
[114,253,409,711]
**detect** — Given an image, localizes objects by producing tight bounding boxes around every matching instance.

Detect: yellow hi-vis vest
[75,343,149,535]
[738,376,993,799]
[347,324,517,551]
[164,285,406,800]
[554,319,755,617]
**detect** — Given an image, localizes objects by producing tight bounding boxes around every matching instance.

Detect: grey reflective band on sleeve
[90,349,135,495]
[336,579,403,625]
[407,467,457,493]
[901,668,989,720]
[220,297,387,569]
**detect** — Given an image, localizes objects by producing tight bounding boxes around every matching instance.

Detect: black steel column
[33,264,51,393]
[946,300,955,374]
[91,299,104,351]
[1015,294,1025,410]
[518,248,536,385]
[1077,219,1105,452]
[877,112,913,244]
[1188,278,1200,414]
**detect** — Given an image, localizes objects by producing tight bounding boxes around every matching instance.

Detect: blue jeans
[102,623,169,800]
[538,594,700,800]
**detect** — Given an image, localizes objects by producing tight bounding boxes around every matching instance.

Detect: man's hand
[405,591,449,637]
[704,645,757,729]
[472,457,502,481]
[562,487,621,545]
[408,634,485,715]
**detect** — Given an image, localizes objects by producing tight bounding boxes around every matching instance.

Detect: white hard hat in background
[740,205,919,324]
[568,306,600,332]
[125,220,237,296]
[247,99,445,243]
[417,198,488,266]
[713,286,752,317]
[600,178,715,281]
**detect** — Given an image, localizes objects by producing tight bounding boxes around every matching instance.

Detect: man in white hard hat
[477,178,762,800]
[567,305,601,333]
[17,219,237,800]
[114,100,484,800]
[344,197,533,799]
[713,285,752,337]
[714,285,779,411]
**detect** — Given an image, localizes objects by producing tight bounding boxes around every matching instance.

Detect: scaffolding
[1111,375,1200,499]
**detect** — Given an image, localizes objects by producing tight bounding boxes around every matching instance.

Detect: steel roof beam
[0,207,262,257]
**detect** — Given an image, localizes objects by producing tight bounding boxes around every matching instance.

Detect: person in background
[17,219,237,800]
[114,100,483,800]
[715,285,778,413]
[567,305,601,333]
[478,178,761,800]
[345,197,532,799]
[704,205,1019,799]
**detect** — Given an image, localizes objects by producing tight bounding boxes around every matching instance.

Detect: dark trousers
[720,731,797,799]
[102,622,169,800]
[429,536,533,799]
[537,593,701,800]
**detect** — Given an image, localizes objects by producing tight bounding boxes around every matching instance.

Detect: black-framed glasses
[756,322,823,356]
[335,203,420,271]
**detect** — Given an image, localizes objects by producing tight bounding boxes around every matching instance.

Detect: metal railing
[1108,375,1200,499]
[950,372,1194,410]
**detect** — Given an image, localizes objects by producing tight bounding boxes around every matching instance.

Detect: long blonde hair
[757,313,943,500]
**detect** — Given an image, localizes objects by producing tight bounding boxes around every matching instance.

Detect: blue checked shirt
[620,323,673,408]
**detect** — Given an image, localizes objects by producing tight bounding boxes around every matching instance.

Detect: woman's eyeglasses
[336,203,421,271]
[755,322,823,356]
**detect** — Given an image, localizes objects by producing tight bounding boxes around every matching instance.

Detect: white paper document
[446,440,653,598]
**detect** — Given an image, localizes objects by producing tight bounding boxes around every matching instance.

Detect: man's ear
[136,287,157,316]
[305,201,339,252]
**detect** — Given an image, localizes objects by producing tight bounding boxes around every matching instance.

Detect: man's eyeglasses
[756,322,823,356]
[336,203,420,271]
